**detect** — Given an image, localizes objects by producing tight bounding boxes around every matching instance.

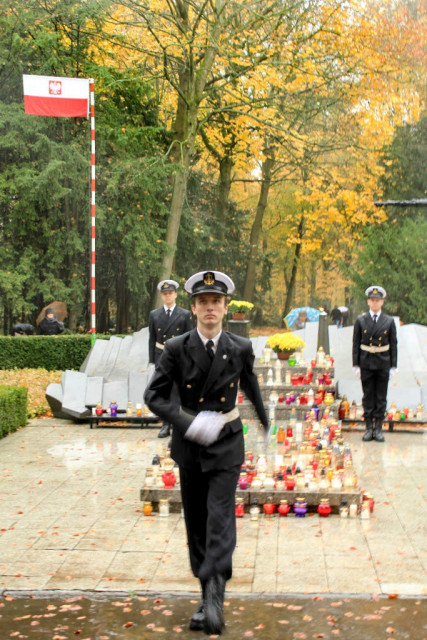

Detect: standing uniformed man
[148,279,193,438]
[352,285,398,442]
[144,271,268,635]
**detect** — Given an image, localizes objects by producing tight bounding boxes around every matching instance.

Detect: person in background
[330,306,342,327]
[294,310,307,330]
[144,270,268,635]
[148,279,193,438]
[37,308,64,335]
[11,323,35,336]
[352,286,398,442]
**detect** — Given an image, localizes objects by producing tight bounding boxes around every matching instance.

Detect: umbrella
[284,306,320,328]
[338,306,349,313]
[36,301,68,326]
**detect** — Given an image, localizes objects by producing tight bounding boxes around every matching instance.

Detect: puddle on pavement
[0,593,426,639]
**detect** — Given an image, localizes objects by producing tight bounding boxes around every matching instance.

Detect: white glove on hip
[353,366,361,378]
[389,367,397,380]
[185,411,229,446]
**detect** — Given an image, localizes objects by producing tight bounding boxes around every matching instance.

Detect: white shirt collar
[197,328,222,351]
[369,310,381,320]
[164,304,176,314]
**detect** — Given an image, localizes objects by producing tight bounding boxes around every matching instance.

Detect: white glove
[185,411,228,446]
[353,366,361,378]
[389,367,397,380]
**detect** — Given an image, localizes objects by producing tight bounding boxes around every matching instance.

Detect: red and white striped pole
[90,79,96,343]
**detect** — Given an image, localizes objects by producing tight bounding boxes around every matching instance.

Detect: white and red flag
[23,74,89,118]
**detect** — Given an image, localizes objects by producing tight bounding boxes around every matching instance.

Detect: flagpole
[90,78,96,345]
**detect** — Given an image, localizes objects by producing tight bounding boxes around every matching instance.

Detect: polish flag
[23,74,89,118]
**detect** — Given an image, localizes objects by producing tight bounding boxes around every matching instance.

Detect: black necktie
[206,340,215,361]
[166,309,171,318]
[373,314,377,323]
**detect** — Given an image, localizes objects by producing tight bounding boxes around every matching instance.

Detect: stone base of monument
[227,319,250,338]
[139,486,362,515]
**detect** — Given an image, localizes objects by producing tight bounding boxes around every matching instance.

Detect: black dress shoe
[189,601,204,630]
[204,575,225,635]
[158,423,171,438]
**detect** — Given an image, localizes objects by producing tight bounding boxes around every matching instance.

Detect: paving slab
[0,419,426,598]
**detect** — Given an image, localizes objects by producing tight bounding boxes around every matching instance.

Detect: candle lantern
[142,501,153,516]
[293,497,308,517]
[339,499,349,518]
[162,458,176,489]
[263,497,276,516]
[235,497,245,518]
[291,373,299,386]
[249,499,260,521]
[285,472,296,491]
[278,500,290,517]
[238,473,249,490]
[317,498,332,517]
[159,498,170,517]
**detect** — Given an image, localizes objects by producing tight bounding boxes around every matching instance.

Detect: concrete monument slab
[61,370,90,419]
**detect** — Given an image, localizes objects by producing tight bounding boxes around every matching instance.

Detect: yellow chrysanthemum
[228,300,254,313]
[266,332,306,353]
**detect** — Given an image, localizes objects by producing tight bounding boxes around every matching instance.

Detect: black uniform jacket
[144,329,268,471]
[148,305,193,366]
[352,312,397,370]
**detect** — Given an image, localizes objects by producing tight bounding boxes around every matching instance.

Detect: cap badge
[372,288,378,294]
[161,283,169,290]
[203,272,215,286]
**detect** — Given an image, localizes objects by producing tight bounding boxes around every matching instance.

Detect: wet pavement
[0,419,426,637]
[0,592,426,639]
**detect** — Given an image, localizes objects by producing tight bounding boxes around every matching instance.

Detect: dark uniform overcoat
[144,328,268,581]
[148,305,193,367]
[352,312,397,421]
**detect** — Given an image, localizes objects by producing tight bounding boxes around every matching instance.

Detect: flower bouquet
[228,300,254,320]
[266,332,306,360]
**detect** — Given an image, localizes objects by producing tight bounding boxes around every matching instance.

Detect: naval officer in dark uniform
[144,270,268,635]
[148,279,193,437]
[352,285,397,442]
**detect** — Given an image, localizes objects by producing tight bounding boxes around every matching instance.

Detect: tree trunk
[243,150,275,301]
[217,154,234,241]
[154,1,225,307]
[282,214,304,318]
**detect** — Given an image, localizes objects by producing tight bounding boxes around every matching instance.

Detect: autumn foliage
[0,369,61,419]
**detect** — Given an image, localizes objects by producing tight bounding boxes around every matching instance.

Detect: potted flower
[228,300,254,321]
[266,332,306,360]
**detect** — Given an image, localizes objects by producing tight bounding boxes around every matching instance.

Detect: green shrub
[0,385,27,438]
[0,335,112,371]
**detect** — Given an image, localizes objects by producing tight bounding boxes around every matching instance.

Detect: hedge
[0,335,112,371]
[0,385,27,438]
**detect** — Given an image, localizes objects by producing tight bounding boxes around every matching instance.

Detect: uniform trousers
[179,464,241,582]
[360,368,390,421]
